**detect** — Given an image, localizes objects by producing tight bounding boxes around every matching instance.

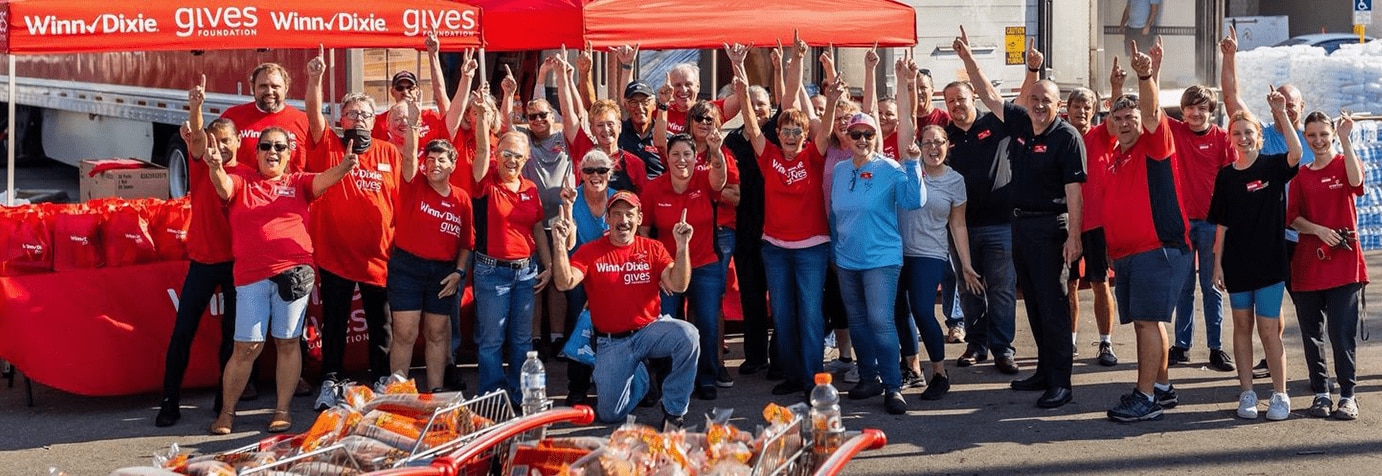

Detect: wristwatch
[455,268,467,279]
[657,102,669,111]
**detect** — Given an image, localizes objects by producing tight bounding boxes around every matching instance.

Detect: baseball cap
[391,70,419,87]
[607,190,641,211]
[624,81,655,99]
[846,113,879,134]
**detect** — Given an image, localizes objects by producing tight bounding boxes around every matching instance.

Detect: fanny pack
[268,265,315,302]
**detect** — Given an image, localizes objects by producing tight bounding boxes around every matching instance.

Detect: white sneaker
[824,358,853,373]
[314,380,340,411]
[1237,390,1259,419]
[1265,392,1291,421]
[824,333,837,351]
[842,365,861,384]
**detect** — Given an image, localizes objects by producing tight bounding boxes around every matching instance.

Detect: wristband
[1138,74,1152,81]
[619,63,633,70]
[455,268,467,278]
[1027,67,1041,73]
[657,103,669,111]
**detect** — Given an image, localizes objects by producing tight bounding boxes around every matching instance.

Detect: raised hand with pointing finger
[1110,56,1128,93]
[1129,40,1153,80]
[1025,40,1044,72]
[672,209,694,247]
[308,44,326,79]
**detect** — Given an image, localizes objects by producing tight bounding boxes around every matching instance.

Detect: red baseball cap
[607,190,641,211]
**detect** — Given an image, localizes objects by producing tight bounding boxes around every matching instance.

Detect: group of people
[153,24,1368,434]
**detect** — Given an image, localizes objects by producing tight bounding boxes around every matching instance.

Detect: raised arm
[955,26,1006,122]
[783,34,808,112]
[653,72,673,155]
[549,209,585,292]
[575,41,597,113]
[556,57,585,146]
[185,75,208,158]
[425,32,451,117]
[1109,56,1127,97]
[313,140,358,197]
[816,80,846,156]
[1019,41,1043,110]
[1266,87,1302,166]
[444,49,478,138]
[203,131,234,200]
[660,210,694,293]
[861,43,879,117]
[720,42,750,121]
[735,69,766,156]
[1339,114,1364,187]
[1220,26,1247,119]
[499,64,520,134]
[769,41,785,108]
[706,129,728,191]
[1129,41,1161,133]
[819,45,838,89]
[471,93,493,183]
[305,45,328,144]
[895,53,917,155]
[611,44,640,101]
[401,100,421,182]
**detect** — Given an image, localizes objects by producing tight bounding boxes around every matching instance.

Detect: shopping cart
[750,417,889,476]
[367,405,596,476]
[810,429,888,476]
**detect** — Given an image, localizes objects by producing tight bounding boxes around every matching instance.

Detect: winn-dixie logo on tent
[21,7,478,38]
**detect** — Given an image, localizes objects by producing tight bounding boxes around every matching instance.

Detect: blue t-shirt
[570,187,615,255]
[829,154,925,270]
[1125,0,1163,29]
[1261,123,1311,242]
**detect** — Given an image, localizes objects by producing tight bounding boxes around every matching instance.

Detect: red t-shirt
[372,109,448,147]
[570,236,674,334]
[473,169,544,260]
[1100,116,1190,260]
[882,132,900,161]
[1081,125,1118,231]
[219,103,310,173]
[1168,119,1235,220]
[917,108,951,129]
[306,129,404,287]
[759,142,829,241]
[641,168,719,268]
[570,130,648,193]
[394,177,475,263]
[697,146,739,230]
[451,126,497,197]
[186,156,254,264]
[227,172,317,286]
[665,98,727,135]
[1288,156,1369,291]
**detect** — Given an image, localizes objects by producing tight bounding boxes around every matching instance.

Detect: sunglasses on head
[848,130,876,140]
[393,83,416,92]
[526,111,550,121]
[258,142,290,152]
[691,114,714,124]
[582,167,611,175]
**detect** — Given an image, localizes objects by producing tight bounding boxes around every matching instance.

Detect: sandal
[267,410,292,433]
[209,411,234,435]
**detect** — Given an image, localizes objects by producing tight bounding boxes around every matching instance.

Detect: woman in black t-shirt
[1207,89,1302,421]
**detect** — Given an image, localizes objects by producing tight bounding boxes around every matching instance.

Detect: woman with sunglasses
[207,127,355,434]
[826,76,925,415]
[1210,84,1302,421]
[557,150,620,405]
[1288,111,1367,420]
[639,132,728,400]
[731,50,832,399]
[562,97,647,194]
[386,136,474,394]
[815,47,865,382]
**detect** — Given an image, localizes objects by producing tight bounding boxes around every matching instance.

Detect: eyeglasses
[393,83,417,92]
[257,142,290,152]
[848,130,876,140]
[526,111,550,121]
[582,167,611,175]
[499,150,526,160]
[691,114,714,124]
[343,110,375,120]
[627,96,655,105]
[779,127,804,137]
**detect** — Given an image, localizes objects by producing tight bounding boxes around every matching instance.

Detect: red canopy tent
[471,0,916,51]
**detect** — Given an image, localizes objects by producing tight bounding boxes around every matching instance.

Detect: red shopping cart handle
[367,406,597,476]
[813,429,887,476]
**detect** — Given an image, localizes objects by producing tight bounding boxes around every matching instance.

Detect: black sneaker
[1119,385,1178,408]
[154,398,180,427]
[883,391,908,415]
[848,380,884,400]
[765,365,786,381]
[695,386,718,401]
[662,413,686,431]
[639,385,661,407]
[1167,347,1189,366]
[739,360,770,375]
[564,392,589,407]
[1308,395,1333,418]
[1096,342,1118,367]
[1208,349,1235,372]
[1108,391,1164,422]
[1252,359,1270,379]
[715,368,735,388]
[901,368,926,388]
[772,381,806,396]
[919,374,951,400]
[443,365,468,392]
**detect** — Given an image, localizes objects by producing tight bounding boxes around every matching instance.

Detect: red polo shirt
[570,236,673,333]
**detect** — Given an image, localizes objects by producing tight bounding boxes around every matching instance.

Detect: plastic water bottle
[809,372,844,457]
[520,351,547,416]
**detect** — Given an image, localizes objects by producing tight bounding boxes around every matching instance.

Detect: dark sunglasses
[582,167,611,175]
[848,130,876,140]
[257,142,290,152]
[691,114,714,124]
[526,111,550,121]
[393,83,416,92]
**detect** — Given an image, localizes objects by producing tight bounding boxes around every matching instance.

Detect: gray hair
[1066,88,1098,109]
[748,85,770,103]
[580,149,613,168]
[669,63,700,84]
[341,92,377,114]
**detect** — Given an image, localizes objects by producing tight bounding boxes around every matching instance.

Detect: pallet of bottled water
[1352,121,1382,251]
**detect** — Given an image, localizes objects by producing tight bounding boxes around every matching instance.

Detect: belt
[1011,208,1064,218]
[475,253,530,270]
[596,325,646,340]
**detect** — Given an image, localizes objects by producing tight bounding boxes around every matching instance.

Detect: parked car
[1275,33,1375,54]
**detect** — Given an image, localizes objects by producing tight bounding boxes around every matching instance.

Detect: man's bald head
[1277,84,1305,127]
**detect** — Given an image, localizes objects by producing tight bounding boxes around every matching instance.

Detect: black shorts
[1067,228,1109,284]
[386,247,459,315]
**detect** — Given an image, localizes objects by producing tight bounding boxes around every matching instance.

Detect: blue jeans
[837,265,903,392]
[942,260,963,328]
[959,224,1017,358]
[473,259,538,399]
[762,242,829,387]
[716,227,736,278]
[593,318,699,422]
[661,263,726,388]
[1174,219,1224,350]
[899,256,947,363]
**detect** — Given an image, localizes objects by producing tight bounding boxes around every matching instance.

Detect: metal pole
[478,47,487,89]
[7,55,14,207]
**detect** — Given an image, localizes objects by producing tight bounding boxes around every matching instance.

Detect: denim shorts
[1113,246,1191,324]
[1229,281,1286,318]
[234,276,310,342]
[387,247,460,315]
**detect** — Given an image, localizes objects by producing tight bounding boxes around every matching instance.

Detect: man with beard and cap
[302,46,411,410]
[550,191,700,429]
[956,28,1086,409]
[220,62,310,173]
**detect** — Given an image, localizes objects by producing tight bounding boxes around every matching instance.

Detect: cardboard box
[78,158,169,202]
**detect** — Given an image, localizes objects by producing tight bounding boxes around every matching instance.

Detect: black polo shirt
[619,118,664,179]
[946,103,1018,227]
[723,111,781,240]
[1005,104,1086,213]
